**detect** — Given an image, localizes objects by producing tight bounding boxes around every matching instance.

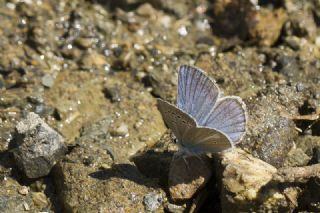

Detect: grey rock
[143,192,163,212]
[242,85,302,168]
[13,112,67,178]
[41,74,55,88]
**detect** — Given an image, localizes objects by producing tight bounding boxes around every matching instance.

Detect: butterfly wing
[181,126,232,154]
[203,96,247,144]
[157,99,196,142]
[177,65,220,125]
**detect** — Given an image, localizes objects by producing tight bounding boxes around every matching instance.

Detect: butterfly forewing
[181,127,232,153]
[203,97,247,143]
[177,65,220,125]
[157,99,196,142]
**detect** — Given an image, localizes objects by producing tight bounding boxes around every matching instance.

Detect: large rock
[242,85,303,168]
[53,145,167,212]
[219,149,292,212]
[13,112,67,178]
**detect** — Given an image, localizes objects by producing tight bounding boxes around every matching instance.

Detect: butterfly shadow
[89,150,174,189]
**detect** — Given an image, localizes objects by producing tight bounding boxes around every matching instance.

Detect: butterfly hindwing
[181,126,232,153]
[177,65,220,125]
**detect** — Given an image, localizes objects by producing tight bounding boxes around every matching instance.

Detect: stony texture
[53,146,166,212]
[212,0,287,46]
[0,0,319,212]
[143,192,163,212]
[0,177,34,213]
[284,147,311,167]
[13,112,67,178]
[219,149,286,212]
[246,8,288,46]
[220,149,277,199]
[242,85,303,168]
[296,136,320,156]
[168,155,212,201]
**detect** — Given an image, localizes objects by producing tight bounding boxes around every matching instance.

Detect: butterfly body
[157,65,247,154]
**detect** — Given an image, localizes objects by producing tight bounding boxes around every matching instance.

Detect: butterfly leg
[182,155,191,171]
[172,151,191,171]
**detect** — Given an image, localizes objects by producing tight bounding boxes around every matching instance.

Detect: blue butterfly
[157,65,247,154]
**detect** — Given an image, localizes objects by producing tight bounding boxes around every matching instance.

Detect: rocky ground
[0,0,320,212]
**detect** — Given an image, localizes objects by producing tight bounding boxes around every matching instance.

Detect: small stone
[284,36,301,50]
[143,192,162,212]
[103,86,121,103]
[75,37,94,49]
[110,123,129,137]
[136,3,156,17]
[166,203,185,212]
[31,192,48,209]
[177,26,188,37]
[23,202,30,211]
[41,74,55,88]
[18,186,29,195]
[284,147,311,167]
[81,52,107,69]
[13,112,67,178]
[296,82,305,92]
[168,155,212,200]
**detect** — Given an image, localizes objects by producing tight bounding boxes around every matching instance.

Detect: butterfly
[157,65,247,155]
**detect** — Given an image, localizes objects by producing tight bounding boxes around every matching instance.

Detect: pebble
[31,192,48,209]
[143,192,162,212]
[296,82,305,92]
[18,186,29,195]
[41,74,55,88]
[103,86,121,103]
[75,37,94,49]
[110,123,129,137]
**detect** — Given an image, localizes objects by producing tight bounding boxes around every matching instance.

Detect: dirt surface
[0,0,320,212]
